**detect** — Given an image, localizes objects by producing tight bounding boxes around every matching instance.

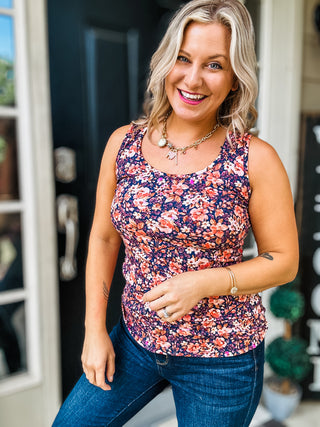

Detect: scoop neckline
[137,126,227,178]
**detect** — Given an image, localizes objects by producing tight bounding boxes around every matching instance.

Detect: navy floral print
[111,125,267,357]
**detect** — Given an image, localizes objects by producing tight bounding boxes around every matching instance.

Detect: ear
[231,78,239,92]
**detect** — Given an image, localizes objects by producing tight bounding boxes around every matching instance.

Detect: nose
[184,64,202,90]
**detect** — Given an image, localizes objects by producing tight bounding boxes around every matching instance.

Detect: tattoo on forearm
[259,252,274,261]
[103,281,110,302]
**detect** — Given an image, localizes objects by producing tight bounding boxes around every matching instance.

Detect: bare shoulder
[248,135,287,188]
[100,124,131,167]
[248,135,280,164]
[104,124,132,156]
[110,124,132,141]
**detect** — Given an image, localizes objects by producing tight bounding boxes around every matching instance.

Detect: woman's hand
[143,271,206,322]
[81,328,115,391]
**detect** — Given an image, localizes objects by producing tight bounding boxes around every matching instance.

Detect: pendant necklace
[157,113,219,166]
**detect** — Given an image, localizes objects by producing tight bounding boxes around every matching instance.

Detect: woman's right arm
[81,125,131,391]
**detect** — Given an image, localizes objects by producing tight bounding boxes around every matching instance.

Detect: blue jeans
[52,319,264,427]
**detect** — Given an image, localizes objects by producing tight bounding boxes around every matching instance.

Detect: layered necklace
[157,113,219,165]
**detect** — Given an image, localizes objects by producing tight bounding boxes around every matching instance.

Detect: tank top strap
[115,123,146,181]
[116,123,144,162]
[224,132,252,178]
[119,123,144,150]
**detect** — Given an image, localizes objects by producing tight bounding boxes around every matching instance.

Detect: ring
[163,307,170,318]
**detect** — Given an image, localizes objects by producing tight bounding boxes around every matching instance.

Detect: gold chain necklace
[158,114,219,165]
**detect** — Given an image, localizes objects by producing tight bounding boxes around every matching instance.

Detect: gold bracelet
[225,267,238,295]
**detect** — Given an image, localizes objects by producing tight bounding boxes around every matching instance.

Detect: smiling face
[165,21,237,127]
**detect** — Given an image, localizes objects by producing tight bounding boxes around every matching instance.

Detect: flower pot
[262,377,302,421]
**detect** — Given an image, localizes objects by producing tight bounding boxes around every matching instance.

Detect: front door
[47,0,183,399]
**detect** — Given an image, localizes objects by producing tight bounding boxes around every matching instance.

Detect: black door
[47,0,184,399]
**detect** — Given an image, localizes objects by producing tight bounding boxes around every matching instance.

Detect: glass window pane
[0,118,19,200]
[0,213,23,290]
[0,15,15,106]
[0,302,27,379]
[0,1,13,8]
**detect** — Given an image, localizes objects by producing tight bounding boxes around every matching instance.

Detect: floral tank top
[111,124,267,357]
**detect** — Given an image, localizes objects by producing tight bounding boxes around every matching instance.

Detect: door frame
[0,0,60,425]
[0,0,43,394]
[26,0,61,420]
[258,0,304,197]
[258,0,304,355]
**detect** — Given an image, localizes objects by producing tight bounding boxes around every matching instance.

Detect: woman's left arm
[234,136,299,292]
[143,137,299,322]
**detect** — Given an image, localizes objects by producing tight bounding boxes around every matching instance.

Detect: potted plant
[263,277,312,421]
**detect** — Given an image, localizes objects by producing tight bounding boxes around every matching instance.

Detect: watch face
[315,4,320,32]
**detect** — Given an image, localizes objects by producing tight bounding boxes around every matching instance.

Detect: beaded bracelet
[225,267,238,295]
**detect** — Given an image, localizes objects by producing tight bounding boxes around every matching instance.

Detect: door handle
[57,194,79,281]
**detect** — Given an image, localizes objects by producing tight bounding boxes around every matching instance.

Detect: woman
[53,0,299,426]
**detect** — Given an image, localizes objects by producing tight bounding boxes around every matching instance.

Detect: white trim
[0,106,18,117]
[0,289,27,304]
[258,0,303,199]
[0,372,41,396]
[0,7,14,16]
[257,0,273,142]
[15,0,42,386]
[257,0,304,350]
[0,200,23,212]
[0,0,42,395]
[25,0,62,420]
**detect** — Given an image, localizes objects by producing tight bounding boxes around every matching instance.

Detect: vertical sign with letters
[297,114,320,399]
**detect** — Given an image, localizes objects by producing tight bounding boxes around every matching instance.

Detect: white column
[258,0,304,199]
[258,0,304,353]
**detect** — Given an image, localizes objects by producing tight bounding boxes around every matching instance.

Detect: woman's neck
[165,113,218,146]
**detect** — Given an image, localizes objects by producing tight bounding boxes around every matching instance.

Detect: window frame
[0,0,41,394]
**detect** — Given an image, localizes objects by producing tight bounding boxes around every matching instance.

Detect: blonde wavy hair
[137,0,258,138]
